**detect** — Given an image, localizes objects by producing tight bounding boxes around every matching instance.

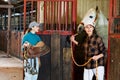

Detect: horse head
[77,6,99,32]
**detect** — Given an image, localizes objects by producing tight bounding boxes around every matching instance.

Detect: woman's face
[84,24,94,36]
[32,26,40,32]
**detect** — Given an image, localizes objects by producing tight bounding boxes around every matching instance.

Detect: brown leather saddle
[24,41,50,58]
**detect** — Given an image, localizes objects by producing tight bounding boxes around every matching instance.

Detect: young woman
[70,23,107,80]
[22,21,42,80]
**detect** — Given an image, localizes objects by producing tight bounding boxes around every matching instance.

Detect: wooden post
[51,33,61,80]
[6,1,12,57]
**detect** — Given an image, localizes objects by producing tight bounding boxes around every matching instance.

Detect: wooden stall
[108,0,120,80]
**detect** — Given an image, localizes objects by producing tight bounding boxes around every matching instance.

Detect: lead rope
[95,60,98,80]
[71,41,98,80]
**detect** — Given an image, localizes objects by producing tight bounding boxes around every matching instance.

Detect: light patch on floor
[0,51,23,80]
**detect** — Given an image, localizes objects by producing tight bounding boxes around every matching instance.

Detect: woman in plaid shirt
[70,23,107,80]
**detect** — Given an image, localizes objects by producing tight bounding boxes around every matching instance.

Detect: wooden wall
[77,0,109,23]
[108,38,120,80]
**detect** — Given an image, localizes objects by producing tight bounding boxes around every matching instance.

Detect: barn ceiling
[0,0,23,14]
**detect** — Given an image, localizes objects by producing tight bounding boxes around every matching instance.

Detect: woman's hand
[23,41,30,47]
[70,34,78,45]
[70,35,75,42]
[92,55,99,61]
[92,54,103,61]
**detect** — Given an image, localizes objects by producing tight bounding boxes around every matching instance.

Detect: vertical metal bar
[37,1,40,22]
[51,1,55,30]
[65,1,68,31]
[51,1,53,30]
[46,1,48,30]
[55,2,57,30]
[44,1,47,30]
[114,0,116,17]
[72,0,77,33]
[24,0,26,33]
[58,1,61,30]
[53,1,55,30]
[48,1,51,30]
[56,1,59,30]
[70,1,72,32]
[63,1,65,30]
[31,0,34,21]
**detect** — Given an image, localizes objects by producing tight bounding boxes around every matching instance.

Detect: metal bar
[72,0,77,33]
[24,0,27,33]
[31,0,34,21]
[70,2,72,31]
[58,1,61,30]
[53,1,55,30]
[55,2,58,30]
[50,1,52,30]
[48,1,51,30]
[65,2,68,31]
[51,1,54,30]
[114,0,116,17]
[37,1,40,22]
[44,1,47,30]
[0,5,13,8]
[62,1,65,30]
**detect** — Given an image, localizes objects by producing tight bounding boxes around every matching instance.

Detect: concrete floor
[0,51,23,80]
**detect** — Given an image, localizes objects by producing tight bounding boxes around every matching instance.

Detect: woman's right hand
[23,41,30,47]
[70,35,75,42]
[70,34,78,45]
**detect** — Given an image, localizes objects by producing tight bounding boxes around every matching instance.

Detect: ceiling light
[4,0,8,2]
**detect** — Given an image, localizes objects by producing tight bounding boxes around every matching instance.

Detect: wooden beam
[0,5,13,8]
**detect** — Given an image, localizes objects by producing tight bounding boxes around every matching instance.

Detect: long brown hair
[25,28,32,34]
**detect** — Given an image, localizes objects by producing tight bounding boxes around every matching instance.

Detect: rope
[95,60,98,80]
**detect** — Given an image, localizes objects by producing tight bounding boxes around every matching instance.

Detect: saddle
[24,41,50,59]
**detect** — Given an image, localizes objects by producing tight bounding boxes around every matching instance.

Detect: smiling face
[84,24,94,36]
[32,26,40,33]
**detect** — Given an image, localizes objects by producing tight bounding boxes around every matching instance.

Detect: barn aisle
[0,51,23,80]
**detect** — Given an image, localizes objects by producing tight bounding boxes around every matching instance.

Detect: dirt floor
[0,51,23,80]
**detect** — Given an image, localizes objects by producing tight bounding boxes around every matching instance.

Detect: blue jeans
[24,57,40,80]
[84,66,105,80]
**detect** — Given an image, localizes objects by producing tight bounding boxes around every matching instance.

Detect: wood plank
[109,38,120,80]
[51,33,61,80]
[63,48,72,80]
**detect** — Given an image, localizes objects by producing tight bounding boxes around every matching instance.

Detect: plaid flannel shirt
[84,34,107,69]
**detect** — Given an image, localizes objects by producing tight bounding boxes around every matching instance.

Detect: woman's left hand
[92,54,103,61]
[92,55,100,61]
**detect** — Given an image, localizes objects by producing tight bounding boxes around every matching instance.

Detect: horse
[72,6,108,66]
